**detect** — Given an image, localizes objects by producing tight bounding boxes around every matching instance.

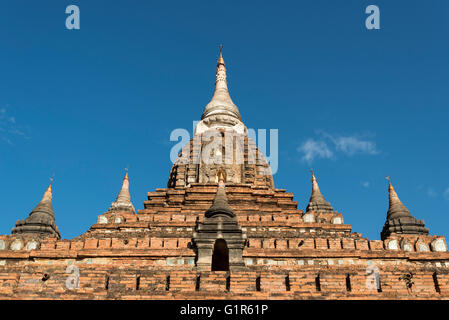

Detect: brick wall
[1,183,448,300]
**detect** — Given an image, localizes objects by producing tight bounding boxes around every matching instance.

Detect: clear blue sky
[0,0,448,240]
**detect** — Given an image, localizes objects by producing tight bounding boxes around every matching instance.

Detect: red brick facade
[0,183,448,299]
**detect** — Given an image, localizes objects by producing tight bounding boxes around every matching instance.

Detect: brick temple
[1,49,448,300]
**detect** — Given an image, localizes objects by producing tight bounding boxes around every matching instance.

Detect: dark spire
[205,173,235,218]
[193,168,246,271]
[381,178,429,240]
[306,170,334,213]
[386,177,413,219]
[11,180,61,239]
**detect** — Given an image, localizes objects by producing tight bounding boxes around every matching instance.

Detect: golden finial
[218,44,225,66]
[42,176,54,202]
[217,167,226,183]
[309,168,321,193]
[386,176,395,192]
[309,169,316,181]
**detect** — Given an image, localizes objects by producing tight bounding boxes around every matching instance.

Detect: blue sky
[0,0,448,240]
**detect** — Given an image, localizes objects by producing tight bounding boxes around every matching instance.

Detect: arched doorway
[211,239,229,271]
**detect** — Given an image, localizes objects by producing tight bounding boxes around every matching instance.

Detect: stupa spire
[386,177,412,219]
[11,179,61,239]
[41,178,53,202]
[205,169,235,218]
[108,169,135,214]
[311,170,321,194]
[200,45,242,124]
[193,167,246,271]
[381,177,429,240]
[306,170,334,213]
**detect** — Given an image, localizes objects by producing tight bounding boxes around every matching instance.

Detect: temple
[0,48,448,300]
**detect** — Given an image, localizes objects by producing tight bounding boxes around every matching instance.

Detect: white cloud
[362,181,370,188]
[444,188,449,201]
[320,131,379,156]
[427,187,437,198]
[297,131,379,163]
[2,137,13,145]
[0,106,28,145]
[297,138,333,164]
[333,136,379,156]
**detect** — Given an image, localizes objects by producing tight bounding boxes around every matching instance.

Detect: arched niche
[211,239,230,271]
